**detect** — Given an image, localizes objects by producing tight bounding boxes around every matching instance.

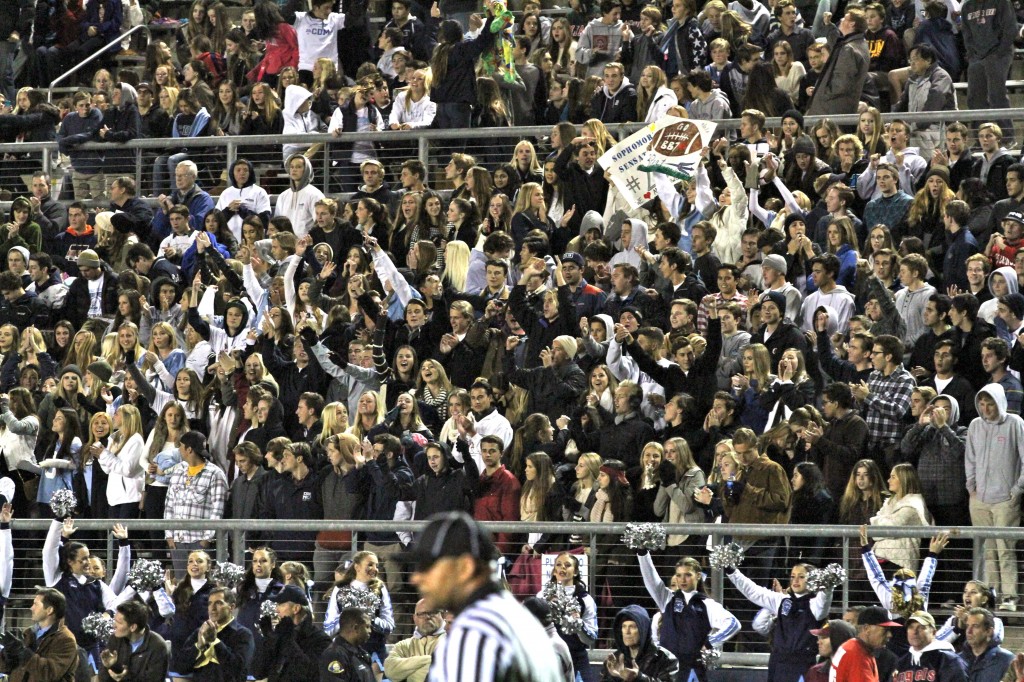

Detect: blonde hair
[510,140,541,175]
[114,405,143,452]
[743,343,773,394]
[442,240,470,292]
[512,182,543,215]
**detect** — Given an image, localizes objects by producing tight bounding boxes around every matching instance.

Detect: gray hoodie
[581,313,615,362]
[978,265,1019,324]
[576,18,625,77]
[966,383,1024,504]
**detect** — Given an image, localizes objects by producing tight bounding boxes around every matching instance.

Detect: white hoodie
[644,85,678,123]
[282,84,325,162]
[275,154,324,238]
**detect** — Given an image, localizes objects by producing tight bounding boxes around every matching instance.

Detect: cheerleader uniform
[639,552,739,682]
[323,580,394,663]
[537,582,599,682]
[237,577,284,671]
[725,567,834,682]
[863,544,937,657]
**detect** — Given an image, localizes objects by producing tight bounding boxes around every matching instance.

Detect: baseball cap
[409,511,498,571]
[907,611,936,628]
[137,82,153,93]
[270,585,309,607]
[858,606,902,627]
[1004,211,1024,226]
[561,252,584,268]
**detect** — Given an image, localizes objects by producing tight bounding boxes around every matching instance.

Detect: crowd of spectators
[0,0,1023,679]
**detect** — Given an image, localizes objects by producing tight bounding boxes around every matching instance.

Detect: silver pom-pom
[700,647,721,670]
[81,612,114,643]
[50,489,78,519]
[708,542,745,571]
[806,563,847,592]
[260,599,278,620]
[621,523,667,552]
[211,561,245,588]
[335,585,382,614]
[542,583,584,635]
[127,559,165,592]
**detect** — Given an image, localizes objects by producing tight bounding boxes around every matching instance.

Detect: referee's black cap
[410,511,499,571]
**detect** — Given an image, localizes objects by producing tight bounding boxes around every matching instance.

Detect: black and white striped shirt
[429,587,562,682]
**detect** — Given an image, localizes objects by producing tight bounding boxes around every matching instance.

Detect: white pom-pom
[700,647,721,669]
[708,542,745,571]
[211,562,245,588]
[127,559,165,591]
[260,599,278,620]
[542,583,584,635]
[335,586,382,614]
[81,612,114,643]
[621,523,667,552]
[807,563,847,592]
[50,489,78,519]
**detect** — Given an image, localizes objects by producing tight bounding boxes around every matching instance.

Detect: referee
[409,511,563,682]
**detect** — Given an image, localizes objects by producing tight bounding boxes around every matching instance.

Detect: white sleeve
[862,549,894,612]
[243,264,265,305]
[374,586,395,635]
[580,591,598,644]
[108,542,131,595]
[935,615,958,643]
[606,338,638,382]
[373,248,415,309]
[99,437,144,477]
[43,519,62,587]
[918,554,937,607]
[283,255,300,318]
[638,552,673,610]
[725,568,783,611]
[694,163,717,218]
[0,528,11,599]
[705,597,741,648]
[100,579,119,610]
[653,172,685,220]
[324,586,340,635]
[810,587,834,620]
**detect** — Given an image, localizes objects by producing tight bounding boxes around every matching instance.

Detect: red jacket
[473,465,521,555]
[833,638,879,682]
[248,23,298,81]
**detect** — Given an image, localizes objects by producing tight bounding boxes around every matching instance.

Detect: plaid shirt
[164,462,229,543]
[697,291,749,335]
[861,365,915,447]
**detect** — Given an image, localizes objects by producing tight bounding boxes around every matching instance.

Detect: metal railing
[2,518,1013,669]
[47,25,152,103]
[5,106,1017,201]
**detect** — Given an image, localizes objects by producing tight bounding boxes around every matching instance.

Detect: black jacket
[98,630,169,682]
[395,440,479,519]
[750,319,808,372]
[431,18,496,104]
[554,142,609,235]
[602,605,678,682]
[590,83,638,124]
[626,318,723,412]
[176,620,254,682]
[253,615,331,682]
[65,262,119,329]
[506,356,587,423]
[318,637,375,682]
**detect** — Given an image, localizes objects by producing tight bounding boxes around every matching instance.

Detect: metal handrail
[47,24,151,103]
[10,105,1022,156]
[8,518,1020,538]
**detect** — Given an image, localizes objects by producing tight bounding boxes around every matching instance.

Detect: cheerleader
[638,551,739,681]
[723,562,834,682]
[0,483,12,628]
[42,517,133,647]
[236,547,285,638]
[324,551,394,664]
[158,549,215,682]
[861,525,948,656]
[538,551,599,682]
[936,579,1004,646]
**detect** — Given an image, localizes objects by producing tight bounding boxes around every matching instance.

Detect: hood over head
[928,394,961,426]
[989,265,1019,296]
[612,604,653,657]
[976,383,1008,423]
[119,83,138,108]
[228,158,257,188]
[580,210,605,238]
[283,84,315,117]
[285,153,314,190]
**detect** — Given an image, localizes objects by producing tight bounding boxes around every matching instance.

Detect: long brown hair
[839,458,884,523]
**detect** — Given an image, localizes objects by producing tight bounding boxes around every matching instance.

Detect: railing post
[418,136,429,170]
[841,536,850,611]
[134,146,143,193]
[216,530,227,564]
[106,531,114,569]
[232,530,245,565]
[323,142,332,195]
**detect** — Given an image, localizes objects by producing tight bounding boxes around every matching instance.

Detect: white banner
[598,116,718,209]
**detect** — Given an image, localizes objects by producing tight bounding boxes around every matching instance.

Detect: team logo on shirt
[780,598,792,616]
[327,660,344,674]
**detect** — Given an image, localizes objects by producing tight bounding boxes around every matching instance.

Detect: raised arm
[43,519,65,586]
[638,551,673,611]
